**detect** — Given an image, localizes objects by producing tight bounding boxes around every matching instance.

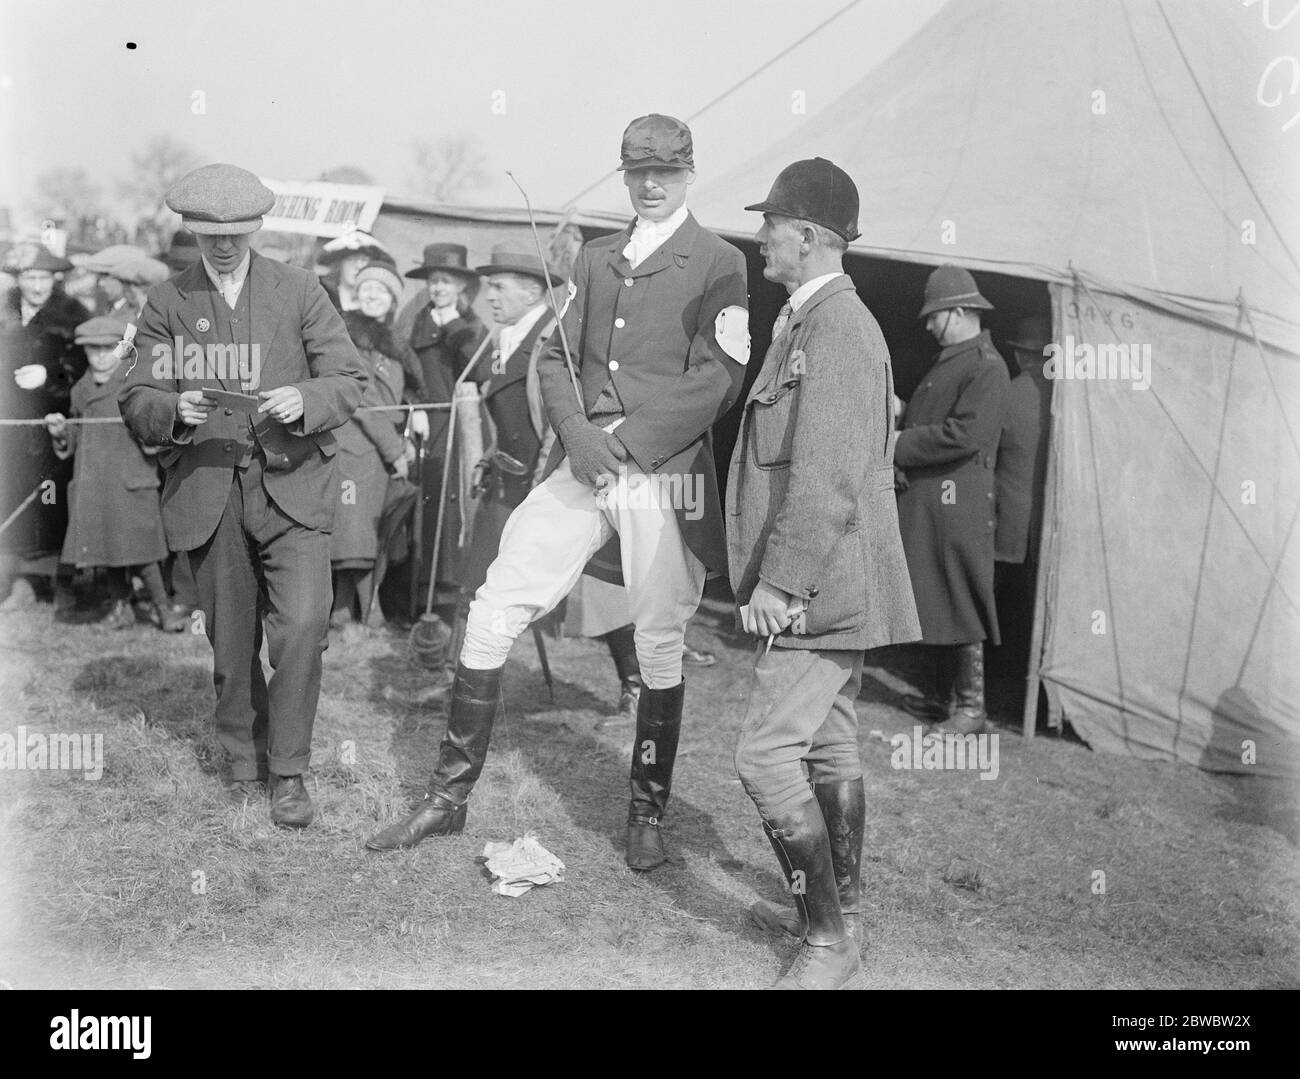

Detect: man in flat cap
[368,114,750,871]
[730,159,919,989]
[120,163,366,826]
[895,264,1009,735]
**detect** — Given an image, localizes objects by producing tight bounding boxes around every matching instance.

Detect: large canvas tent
[689,0,1300,776]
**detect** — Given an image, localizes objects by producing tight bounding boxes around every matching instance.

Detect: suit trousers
[460,455,706,688]
[734,646,865,817]
[189,453,332,780]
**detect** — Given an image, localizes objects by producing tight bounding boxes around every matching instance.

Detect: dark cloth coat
[462,310,556,596]
[118,252,366,552]
[727,276,920,651]
[994,362,1051,564]
[331,311,409,564]
[409,302,490,587]
[894,329,1009,644]
[57,363,168,568]
[0,288,87,555]
[537,212,749,575]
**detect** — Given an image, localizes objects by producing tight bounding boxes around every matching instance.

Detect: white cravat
[495,302,547,368]
[622,205,689,269]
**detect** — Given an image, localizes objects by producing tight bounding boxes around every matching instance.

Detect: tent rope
[562,0,865,208]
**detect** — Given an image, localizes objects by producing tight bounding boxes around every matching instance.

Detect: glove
[559,414,626,487]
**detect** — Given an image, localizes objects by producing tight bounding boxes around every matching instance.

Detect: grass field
[1,592,1297,990]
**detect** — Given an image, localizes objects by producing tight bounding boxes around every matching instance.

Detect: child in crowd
[44,315,185,631]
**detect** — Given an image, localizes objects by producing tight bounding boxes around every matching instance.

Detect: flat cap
[618,114,694,171]
[74,315,131,345]
[166,163,275,235]
[82,243,149,274]
[110,256,170,287]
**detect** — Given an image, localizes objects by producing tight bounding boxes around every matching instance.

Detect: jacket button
[614,318,625,328]
[225,408,233,416]
[808,586,820,597]
[224,444,233,453]
[987,492,993,499]
[609,360,620,371]
[624,278,634,287]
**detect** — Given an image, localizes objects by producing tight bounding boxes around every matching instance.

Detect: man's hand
[44,413,67,440]
[410,410,430,441]
[391,455,410,480]
[258,386,305,425]
[177,390,216,427]
[743,579,797,638]
[14,365,47,391]
[560,414,626,487]
[893,464,909,492]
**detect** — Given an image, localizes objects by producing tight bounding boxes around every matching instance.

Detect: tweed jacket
[118,251,366,551]
[727,275,920,651]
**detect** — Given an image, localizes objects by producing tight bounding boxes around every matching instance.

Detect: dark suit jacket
[119,252,366,551]
[537,212,749,574]
[727,276,920,651]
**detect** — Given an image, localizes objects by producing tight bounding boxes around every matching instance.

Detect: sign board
[259,178,385,238]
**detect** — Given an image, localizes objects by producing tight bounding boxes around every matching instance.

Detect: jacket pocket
[749,380,799,469]
[803,526,867,636]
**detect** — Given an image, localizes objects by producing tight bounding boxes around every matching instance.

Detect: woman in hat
[330,262,424,629]
[404,243,489,598]
[317,230,395,314]
[0,244,87,611]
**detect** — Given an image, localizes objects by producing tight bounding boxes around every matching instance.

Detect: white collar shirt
[622,205,690,269]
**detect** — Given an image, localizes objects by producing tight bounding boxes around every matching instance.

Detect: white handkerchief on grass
[482,835,566,897]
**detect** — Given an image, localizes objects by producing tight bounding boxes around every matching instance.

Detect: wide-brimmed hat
[918,264,994,318]
[162,230,199,272]
[474,245,562,287]
[319,229,392,266]
[1006,314,1052,355]
[166,163,275,235]
[405,242,478,281]
[744,157,861,242]
[7,244,73,274]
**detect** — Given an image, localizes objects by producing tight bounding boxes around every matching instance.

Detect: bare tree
[119,134,204,231]
[408,134,489,203]
[31,167,103,225]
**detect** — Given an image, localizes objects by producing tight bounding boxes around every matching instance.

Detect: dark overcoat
[994,363,1051,564]
[894,329,1008,644]
[118,252,366,552]
[537,212,749,575]
[727,276,920,651]
[409,303,490,587]
[332,312,408,564]
[0,288,86,555]
[58,363,168,568]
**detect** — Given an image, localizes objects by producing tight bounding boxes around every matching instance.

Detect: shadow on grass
[365,645,792,960]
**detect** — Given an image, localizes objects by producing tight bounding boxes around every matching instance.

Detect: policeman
[895,264,1009,734]
[367,115,750,869]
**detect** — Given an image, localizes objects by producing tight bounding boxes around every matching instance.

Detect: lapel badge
[196,317,211,332]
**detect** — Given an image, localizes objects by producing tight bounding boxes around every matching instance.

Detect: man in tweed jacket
[729,159,919,990]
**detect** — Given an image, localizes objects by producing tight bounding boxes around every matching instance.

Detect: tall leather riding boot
[760,798,860,990]
[943,642,989,734]
[366,663,501,851]
[902,644,954,723]
[751,777,866,939]
[625,680,684,871]
[601,624,642,720]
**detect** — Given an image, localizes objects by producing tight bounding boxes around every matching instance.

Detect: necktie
[220,274,239,309]
[772,302,792,340]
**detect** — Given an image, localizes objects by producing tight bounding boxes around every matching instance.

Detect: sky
[0,0,946,229]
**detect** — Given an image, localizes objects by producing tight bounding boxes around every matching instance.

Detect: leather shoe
[365,792,466,851]
[626,814,666,871]
[773,937,861,990]
[270,774,314,828]
[224,779,266,805]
